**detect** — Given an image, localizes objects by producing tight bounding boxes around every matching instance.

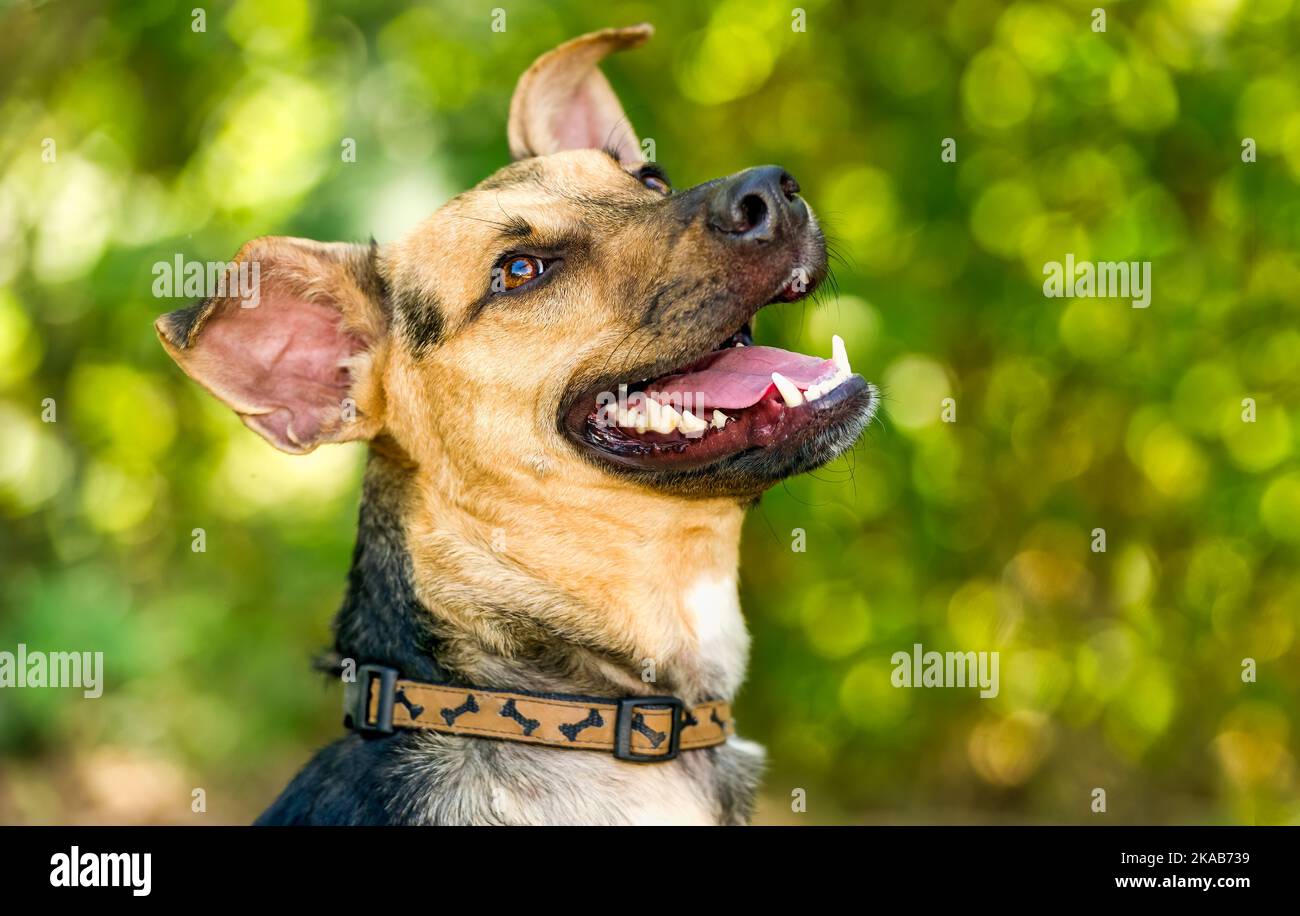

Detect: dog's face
[156,25,875,501]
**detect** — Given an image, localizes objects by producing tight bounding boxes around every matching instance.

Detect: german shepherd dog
[155,25,876,825]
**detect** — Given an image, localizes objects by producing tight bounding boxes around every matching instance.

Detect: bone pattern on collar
[358,675,734,757]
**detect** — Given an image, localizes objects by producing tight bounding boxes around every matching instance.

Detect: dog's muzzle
[344,664,733,763]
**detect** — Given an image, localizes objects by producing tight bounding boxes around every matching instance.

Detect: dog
[155,24,876,825]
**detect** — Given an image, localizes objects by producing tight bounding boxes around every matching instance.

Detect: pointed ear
[154,237,388,454]
[507,23,652,166]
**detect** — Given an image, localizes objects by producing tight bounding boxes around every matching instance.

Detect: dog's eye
[498,255,547,291]
[641,174,671,195]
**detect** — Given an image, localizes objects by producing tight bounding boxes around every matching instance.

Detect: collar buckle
[345,664,399,735]
[614,696,684,763]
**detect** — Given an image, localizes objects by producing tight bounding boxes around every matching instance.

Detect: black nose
[707,166,806,243]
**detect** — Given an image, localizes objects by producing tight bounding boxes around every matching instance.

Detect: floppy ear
[154,237,388,454]
[507,23,652,166]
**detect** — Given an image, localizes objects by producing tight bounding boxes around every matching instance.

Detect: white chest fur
[682,574,750,698]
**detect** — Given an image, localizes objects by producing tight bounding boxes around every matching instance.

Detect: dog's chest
[394,731,765,825]
[680,574,750,698]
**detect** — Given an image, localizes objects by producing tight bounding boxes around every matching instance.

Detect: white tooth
[772,372,804,407]
[805,383,822,401]
[711,410,729,429]
[651,403,681,433]
[734,342,746,347]
[680,409,708,435]
[832,334,851,375]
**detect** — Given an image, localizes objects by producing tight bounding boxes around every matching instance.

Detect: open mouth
[563,296,873,474]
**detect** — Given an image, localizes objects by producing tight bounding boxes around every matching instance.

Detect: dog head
[156,25,875,501]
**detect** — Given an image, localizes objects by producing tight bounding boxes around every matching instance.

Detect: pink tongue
[650,346,835,410]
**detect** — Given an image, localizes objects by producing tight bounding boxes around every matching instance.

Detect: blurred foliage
[1,0,1299,824]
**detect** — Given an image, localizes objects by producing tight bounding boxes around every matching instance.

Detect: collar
[344,664,734,763]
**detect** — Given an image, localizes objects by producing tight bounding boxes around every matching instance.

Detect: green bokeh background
[1,0,1298,824]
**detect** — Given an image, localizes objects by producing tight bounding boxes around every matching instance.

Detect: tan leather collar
[344,665,733,762]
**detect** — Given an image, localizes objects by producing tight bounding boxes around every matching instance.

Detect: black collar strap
[344,664,734,763]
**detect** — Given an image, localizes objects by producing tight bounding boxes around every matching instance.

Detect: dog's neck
[333,444,751,704]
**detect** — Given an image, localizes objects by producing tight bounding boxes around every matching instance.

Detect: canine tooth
[734,342,746,348]
[679,409,708,435]
[711,410,729,429]
[832,334,851,375]
[771,372,804,407]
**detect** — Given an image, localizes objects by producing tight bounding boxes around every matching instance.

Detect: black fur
[254,732,427,826]
[329,453,447,683]
[257,452,452,825]
[392,284,445,356]
[157,299,210,349]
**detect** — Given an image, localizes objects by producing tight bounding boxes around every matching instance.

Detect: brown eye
[641,174,670,195]
[499,255,546,290]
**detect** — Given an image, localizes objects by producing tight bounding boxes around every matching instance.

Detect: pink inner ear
[553,74,638,163]
[191,292,364,452]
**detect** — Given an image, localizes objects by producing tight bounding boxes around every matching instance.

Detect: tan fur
[373,151,750,700]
